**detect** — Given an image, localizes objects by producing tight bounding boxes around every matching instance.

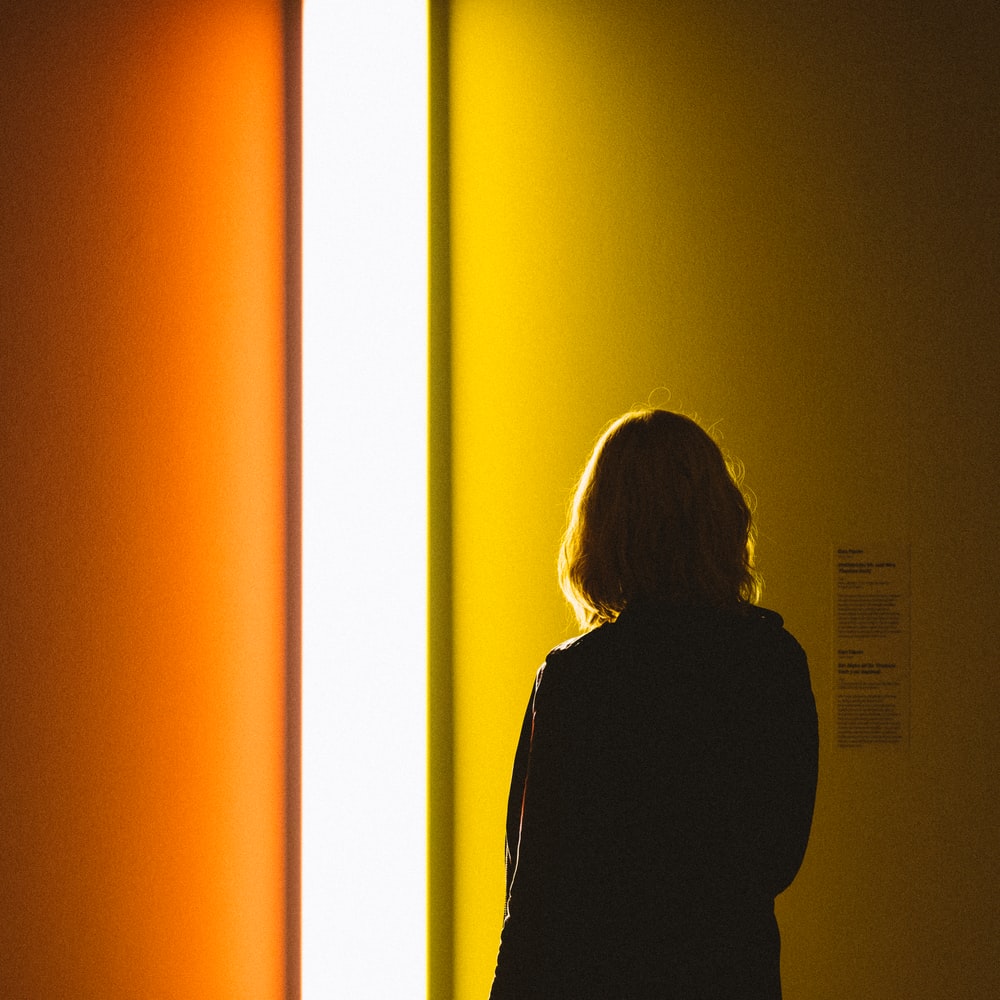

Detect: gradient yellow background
[445,2,999,998]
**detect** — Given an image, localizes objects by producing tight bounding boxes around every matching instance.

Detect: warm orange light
[1,3,288,997]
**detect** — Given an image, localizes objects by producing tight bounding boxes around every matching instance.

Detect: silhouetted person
[489,408,818,1000]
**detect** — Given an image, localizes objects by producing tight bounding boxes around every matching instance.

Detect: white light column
[302,3,428,996]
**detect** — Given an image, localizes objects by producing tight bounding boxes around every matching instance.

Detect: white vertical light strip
[302,3,428,997]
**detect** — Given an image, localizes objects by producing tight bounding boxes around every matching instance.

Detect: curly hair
[558,408,762,629]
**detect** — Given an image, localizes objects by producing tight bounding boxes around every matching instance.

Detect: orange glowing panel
[1,3,290,997]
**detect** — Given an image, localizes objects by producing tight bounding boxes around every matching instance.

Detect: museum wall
[445,1,999,997]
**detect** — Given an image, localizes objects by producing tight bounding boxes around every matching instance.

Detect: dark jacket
[489,601,819,1000]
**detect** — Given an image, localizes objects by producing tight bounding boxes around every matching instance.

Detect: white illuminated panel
[302,3,428,996]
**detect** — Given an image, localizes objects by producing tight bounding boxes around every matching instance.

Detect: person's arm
[490,661,579,999]
[734,632,819,896]
[503,678,536,915]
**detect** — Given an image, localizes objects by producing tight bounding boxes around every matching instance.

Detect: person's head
[558,408,761,629]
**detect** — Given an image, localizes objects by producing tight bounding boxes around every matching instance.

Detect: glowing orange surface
[1,3,290,996]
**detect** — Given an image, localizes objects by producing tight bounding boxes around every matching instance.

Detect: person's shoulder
[545,621,619,663]
[734,605,811,691]
[736,604,799,645]
[535,623,620,689]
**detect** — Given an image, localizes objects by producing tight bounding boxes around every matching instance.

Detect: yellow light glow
[302,3,428,996]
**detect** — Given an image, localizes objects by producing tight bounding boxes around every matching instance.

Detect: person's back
[491,600,818,999]
[487,409,819,999]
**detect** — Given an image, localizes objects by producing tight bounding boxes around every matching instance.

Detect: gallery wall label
[833,544,911,749]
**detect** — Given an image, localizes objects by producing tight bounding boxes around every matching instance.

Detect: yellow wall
[1,3,295,996]
[447,1,999,997]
